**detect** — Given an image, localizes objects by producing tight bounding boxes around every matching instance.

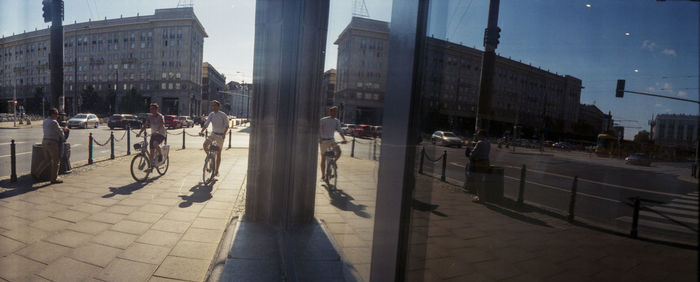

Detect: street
[0,122,251,179]
[420,143,699,245]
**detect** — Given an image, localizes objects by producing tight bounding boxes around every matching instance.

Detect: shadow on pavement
[236,127,250,133]
[412,199,447,217]
[103,181,149,198]
[0,174,53,199]
[178,181,214,208]
[322,184,370,218]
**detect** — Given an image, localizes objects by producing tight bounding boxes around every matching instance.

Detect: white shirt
[204,111,229,134]
[320,117,342,140]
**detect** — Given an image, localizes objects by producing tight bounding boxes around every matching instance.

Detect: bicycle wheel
[202,154,216,184]
[130,154,150,182]
[329,162,338,188]
[156,155,169,175]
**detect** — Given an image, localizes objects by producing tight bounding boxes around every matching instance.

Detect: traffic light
[55,0,64,21]
[616,79,625,98]
[42,0,52,23]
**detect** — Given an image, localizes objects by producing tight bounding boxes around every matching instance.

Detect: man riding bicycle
[320,106,347,181]
[136,103,166,172]
[199,100,229,177]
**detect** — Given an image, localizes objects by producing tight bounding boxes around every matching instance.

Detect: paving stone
[2,226,49,244]
[92,230,139,249]
[68,220,112,235]
[0,254,47,282]
[191,217,228,230]
[126,210,164,224]
[16,241,71,264]
[44,230,92,248]
[69,243,122,267]
[96,258,158,282]
[151,219,192,234]
[204,201,233,210]
[105,204,140,215]
[49,209,91,223]
[68,202,106,214]
[181,227,223,243]
[29,217,72,232]
[118,242,171,265]
[111,220,152,235]
[120,198,150,207]
[154,256,210,281]
[38,257,102,282]
[170,240,218,260]
[198,207,231,219]
[162,210,199,222]
[138,204,172,214]
[12,209,52,221]
[0,215,31,230]
[0,235,25,257]
[137,230,182,247]
[87,212,126,224]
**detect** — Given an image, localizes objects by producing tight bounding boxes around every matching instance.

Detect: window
[161,82,166,89]
[168,83,173,90]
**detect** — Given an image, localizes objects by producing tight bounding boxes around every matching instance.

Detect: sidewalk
[315,156,698,281]
[0,120,42,129]
[0,147,247,281]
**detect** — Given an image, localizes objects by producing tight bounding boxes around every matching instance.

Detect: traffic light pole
[474,0,501,133]
[47,0,64,111]
[620,90,699,104]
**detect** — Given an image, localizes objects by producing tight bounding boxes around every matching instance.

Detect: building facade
[226,81,252,118]
[320,68,336,117]
[0,7,206,116]
[652,114,698,148]
[333,17,389,125]
[577,104,612,139]
[201,62,226,114]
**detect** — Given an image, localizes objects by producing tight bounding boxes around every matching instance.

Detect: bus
[595,134,617,156]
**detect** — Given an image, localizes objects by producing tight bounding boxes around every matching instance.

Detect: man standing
[467,130,490,202]
[43,108,68,183]
[199,100,229,177]
[319,106,347,181]
[137,103,166,172]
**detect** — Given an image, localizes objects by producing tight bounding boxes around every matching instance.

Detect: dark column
[49,2,64,110]
[475,0,501,132]
[245,0,330,227]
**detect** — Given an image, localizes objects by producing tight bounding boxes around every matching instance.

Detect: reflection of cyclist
[199,100,229,177]
[320,106,347,181]
[137,103,166,172]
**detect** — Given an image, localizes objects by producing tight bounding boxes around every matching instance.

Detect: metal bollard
[373,138,377,161]
[419,147,425,174]
[88,133,94,164]
[517,164,526,204]
[351,136,356,157]
[182,128,186,150]
[567,176,578,222]
[441,150,447,182]
[127,125,131,155]
[228,130,232,149]
[10,139,17,182]
[630,197,640,238]
[110,131,115,159]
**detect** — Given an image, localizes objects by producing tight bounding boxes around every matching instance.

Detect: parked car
[108,114,142,130]
[353,124,374,138]
[626,153,652,166]
[67,113,100,129]
[177,116,194,128]
[164,115,182,128]
[342,124,358,135]
[372,126,382,138]
[553,142,571,150]
[431,131,463,148]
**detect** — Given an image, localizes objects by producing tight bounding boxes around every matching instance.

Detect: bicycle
[130,132,170,182]
[323,140,347,189]
[201,133,223,184]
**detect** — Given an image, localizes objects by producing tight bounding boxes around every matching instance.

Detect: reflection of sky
[427,0,699,140]
[1,0,696,139]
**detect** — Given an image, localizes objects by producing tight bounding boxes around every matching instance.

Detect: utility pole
[114,70,119,114]
[44,0,64,111]
[475,0,501,134]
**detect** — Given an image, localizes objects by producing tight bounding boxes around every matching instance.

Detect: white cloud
[678,91,688,97]
[665,108,672,113]
[655,103,663,107]
[647,87,655,92]
[663,82,672,90]
[642,40,657,51]
[662,49,677,56]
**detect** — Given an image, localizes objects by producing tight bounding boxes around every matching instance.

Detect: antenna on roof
[177,0,194,8]
[352,0,370,18]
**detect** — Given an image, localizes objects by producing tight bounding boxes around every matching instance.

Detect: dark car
[108,114,142,130]
[164,115,182,129]
[625,153,652,166]
[353,124,374,138]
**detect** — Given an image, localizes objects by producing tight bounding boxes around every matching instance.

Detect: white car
[67,113,100,129]
[431,131,463,148]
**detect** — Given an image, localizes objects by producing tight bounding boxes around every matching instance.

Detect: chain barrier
[168,130,184,136]
[422,150,444,162]
[113,131,128,142]
[92,136,111,147]
[185,130,206,137]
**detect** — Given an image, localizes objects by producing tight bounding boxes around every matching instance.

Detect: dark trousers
[466,160,490,196]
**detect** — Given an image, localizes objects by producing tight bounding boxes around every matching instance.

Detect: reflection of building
[320,69,336,118]
[651,114,698,147]
[0,7,207,116]
[201,62,226,114]
[421,37,582,135]
[577,104,612,138]
[333,17,389,125]
[226,81,252,118]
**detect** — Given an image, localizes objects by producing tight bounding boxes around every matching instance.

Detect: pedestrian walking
[466,130,490,202]
[42,108,68,183]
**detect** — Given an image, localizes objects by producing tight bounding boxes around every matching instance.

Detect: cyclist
[319,106,347,181]
[199,100,229,177]
[136,103,166,172]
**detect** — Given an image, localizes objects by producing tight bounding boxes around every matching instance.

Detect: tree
[80,86,102,114]
[23,88,45,115]
[104,88,116,115]
[119,88,147,114]
[634,130,651,144]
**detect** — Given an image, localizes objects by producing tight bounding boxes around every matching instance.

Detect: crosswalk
[617,191,699,236]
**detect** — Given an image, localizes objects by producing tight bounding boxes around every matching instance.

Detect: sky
[1,0,698,139]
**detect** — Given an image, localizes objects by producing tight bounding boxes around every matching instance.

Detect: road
[0,121,251,180]
[420,143,699,244]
